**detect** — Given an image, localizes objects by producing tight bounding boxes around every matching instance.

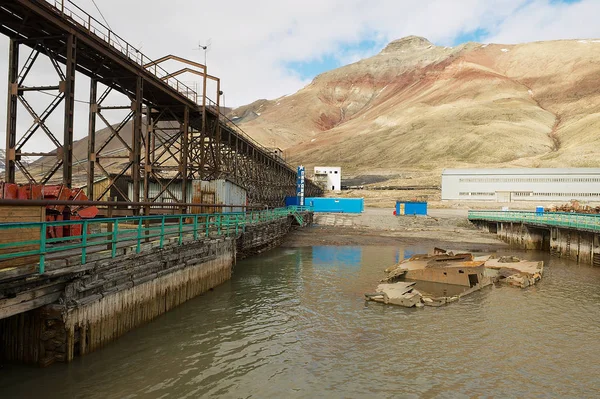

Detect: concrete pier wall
[473,220,599,266]
[0,215,303,366]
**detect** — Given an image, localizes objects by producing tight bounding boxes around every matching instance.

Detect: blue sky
[284,39,382,80]
[284,0,584,81]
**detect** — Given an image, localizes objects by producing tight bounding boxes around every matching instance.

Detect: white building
[314,166,341,191]
[442,168,600,202]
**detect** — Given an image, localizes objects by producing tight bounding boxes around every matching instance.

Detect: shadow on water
[1,244,600,398]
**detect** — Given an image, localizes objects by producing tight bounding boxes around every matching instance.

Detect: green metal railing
[468,210,600,232]
[0,206,312,274]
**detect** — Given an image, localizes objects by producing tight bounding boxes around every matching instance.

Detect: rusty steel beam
[0,198,263,209]
[62,34,76,188]
[160,67,219,84]
[87,78,97,199]
[5,39,18,183]
[0,1,323,207]
[143,105,152,204]
[181,106,189,210]
[132,76,143,206]
[143,54,205,70]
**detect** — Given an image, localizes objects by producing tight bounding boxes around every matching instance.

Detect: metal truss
[5,35,76,186]
[2,0,323,209]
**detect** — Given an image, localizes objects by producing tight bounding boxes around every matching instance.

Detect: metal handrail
[0,206,312,274]
[39,0,322,189]
[468,210,600,232]
[41,0,198,103]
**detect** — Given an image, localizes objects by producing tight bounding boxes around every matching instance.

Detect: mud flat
[282,208,507,250]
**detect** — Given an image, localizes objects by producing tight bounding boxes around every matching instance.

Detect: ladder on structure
[290,210,304,226]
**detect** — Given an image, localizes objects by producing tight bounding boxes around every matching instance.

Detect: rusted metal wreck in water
[366,249,543,308]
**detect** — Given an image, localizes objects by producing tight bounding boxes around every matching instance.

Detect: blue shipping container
[285,196,299,206]
[396,201,427,216]
[535,206,544,214]
[307,197,364,213]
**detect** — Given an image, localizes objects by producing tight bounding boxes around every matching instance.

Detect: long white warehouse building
[442,168,600,202]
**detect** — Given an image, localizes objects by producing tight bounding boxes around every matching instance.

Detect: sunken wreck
[366,249,543,307]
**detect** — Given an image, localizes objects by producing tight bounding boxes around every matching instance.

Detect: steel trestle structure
[0,0,322,207]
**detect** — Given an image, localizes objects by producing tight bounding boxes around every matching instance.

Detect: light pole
[196,38,211,68]
[199,44,207,67]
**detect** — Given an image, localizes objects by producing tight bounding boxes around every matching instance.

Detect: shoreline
[282,208,509,251]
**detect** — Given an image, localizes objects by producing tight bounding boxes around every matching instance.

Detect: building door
[468,274,479,287]
[496,191,511,203]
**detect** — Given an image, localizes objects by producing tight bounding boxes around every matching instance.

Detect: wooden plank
[0,282,65,308]
[0,206,45,271]
[0,291,62,320]
[0,264,37,281]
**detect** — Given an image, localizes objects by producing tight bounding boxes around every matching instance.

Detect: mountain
[233,36,600,186]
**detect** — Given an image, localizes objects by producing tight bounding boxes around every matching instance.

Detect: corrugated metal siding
[128,181,184,204]
[188,180,247,213]
[128,179,247,213]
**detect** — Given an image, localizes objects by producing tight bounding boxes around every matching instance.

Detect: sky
[0,0,599,154]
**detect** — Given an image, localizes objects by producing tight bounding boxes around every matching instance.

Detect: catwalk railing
[0,206,312,274]
[42,0,199,103]
[468,210,600,232]
[41,0,307,177]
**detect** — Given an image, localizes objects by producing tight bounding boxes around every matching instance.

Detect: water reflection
[1,245,600,398]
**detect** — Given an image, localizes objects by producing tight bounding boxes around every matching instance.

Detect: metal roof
[442,168,600,176]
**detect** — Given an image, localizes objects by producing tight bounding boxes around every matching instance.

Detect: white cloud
[0,0,599,154]
[486,0,600,44]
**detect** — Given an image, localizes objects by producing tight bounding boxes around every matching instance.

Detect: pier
[0,0,321,367]
[469,210,600,266]
[0,205,312,366]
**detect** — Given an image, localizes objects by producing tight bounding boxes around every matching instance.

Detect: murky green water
[2,245,600,398]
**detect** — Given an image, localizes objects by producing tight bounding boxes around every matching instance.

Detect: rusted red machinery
[0,183,98,239]
[545,200,600,214]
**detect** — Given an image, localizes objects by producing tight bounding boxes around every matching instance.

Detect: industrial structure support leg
[62,34,76,188]
[181,106,189,213]
[131,76,143,207]
[143,106,152,206]
[87,78,97,199]
[5,39,18,183]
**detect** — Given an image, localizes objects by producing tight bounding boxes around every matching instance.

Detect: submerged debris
[366,249,544,308]
[365,282,422,308]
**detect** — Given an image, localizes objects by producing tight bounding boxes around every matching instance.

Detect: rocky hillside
[234,36,600,186]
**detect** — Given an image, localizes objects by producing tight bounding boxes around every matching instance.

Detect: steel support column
[181,106,189,212]
[5,39,18,183]
[143,106,152,204]
[87,78,97,198]
[62,34,76,188]
[131,76,143,206]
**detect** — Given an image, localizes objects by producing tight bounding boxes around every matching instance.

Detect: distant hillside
[233,36,600,186]
[12,36,600,191]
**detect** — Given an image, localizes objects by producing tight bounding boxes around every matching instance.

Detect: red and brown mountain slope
[234,36,600,186]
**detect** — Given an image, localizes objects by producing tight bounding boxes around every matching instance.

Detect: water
[2,245,600,398]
